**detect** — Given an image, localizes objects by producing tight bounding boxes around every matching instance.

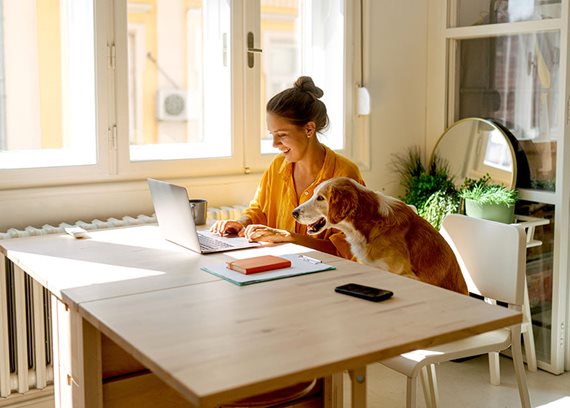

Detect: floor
[343,355,570,407]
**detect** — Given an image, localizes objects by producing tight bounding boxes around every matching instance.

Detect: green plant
[419,190,461,230]
[459,174,518,207]
[390,146,459,229]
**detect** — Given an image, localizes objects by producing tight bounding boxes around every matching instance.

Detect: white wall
[0,0,429,231]
[363,0,428,195]
[0,175,259,231]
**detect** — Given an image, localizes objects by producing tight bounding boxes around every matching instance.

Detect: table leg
[348,366,366,407]
[323,372,344,408]
[82,319,103,408]
[52,296,103,408]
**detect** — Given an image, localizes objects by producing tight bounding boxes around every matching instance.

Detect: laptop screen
[147,178,203,252]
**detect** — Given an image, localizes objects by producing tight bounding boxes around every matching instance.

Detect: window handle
[223,33,228,67]
[247,32,263,68]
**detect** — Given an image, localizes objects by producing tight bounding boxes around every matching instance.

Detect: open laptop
[147,178,260,254]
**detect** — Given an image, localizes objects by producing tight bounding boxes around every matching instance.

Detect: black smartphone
[334,283,394,302]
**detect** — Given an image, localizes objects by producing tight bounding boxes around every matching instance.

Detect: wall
[0,0,429,231]
[364,0,428,195]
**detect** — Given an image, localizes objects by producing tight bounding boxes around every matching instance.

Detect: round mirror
[430,117,517,189]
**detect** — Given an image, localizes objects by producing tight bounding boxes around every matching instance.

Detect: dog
[292,177,468,295]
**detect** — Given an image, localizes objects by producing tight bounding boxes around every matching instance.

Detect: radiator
[0,258,53,398]
[0,207,246,240]
[0,207,243,400]
[0,214,156,240]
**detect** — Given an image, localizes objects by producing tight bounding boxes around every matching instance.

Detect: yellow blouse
[241,145,365,259]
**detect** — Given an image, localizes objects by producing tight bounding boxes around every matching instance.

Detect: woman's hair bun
[293,76,324,99]
[266,75,329,132]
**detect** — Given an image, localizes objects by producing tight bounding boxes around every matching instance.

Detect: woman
[210,76,364,258]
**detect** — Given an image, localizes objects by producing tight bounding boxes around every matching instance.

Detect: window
[0,0,97,170]
[456,32,560,191]
[126,0,232,163]
[453,0,561,27]
[258,0,345,154]
[0,0,363,187]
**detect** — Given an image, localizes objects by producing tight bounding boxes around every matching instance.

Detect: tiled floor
[343,354,570,407]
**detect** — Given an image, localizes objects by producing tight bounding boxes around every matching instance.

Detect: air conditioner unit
[156,89,188,121]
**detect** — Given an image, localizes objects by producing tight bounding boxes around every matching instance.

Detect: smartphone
[334,283,393,302]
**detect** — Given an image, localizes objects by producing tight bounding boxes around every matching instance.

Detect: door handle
[247,32,263,68]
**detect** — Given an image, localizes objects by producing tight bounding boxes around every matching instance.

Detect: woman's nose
[272,134,281,148]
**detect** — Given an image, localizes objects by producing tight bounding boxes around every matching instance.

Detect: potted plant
[390,147,460,230]
[459,174,518,224]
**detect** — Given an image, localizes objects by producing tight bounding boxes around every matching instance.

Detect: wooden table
[0,224,522,407]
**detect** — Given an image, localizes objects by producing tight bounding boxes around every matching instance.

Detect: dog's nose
[292,209,300,219]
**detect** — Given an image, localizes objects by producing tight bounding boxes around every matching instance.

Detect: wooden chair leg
[488,352,501,385]
[405,376,416,408]
[522,281,537,372]
[510,326,532,408]
[426,364,439,408]
[522,328,537,371]
[419,365,439,408]
[419,367,432,408]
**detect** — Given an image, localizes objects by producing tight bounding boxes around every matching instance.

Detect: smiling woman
[210,76,365,259]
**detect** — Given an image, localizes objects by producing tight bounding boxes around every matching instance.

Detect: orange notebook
[226,255,292,275]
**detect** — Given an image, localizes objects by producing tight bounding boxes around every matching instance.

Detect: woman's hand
[243,224,293,243]
[210,220,245,236]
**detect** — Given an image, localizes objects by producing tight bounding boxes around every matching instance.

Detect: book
[226,255,292,275]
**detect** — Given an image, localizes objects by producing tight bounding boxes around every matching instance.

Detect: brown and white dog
[292,177,468,295]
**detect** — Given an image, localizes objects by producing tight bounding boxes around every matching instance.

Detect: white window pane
[457,32,560,191]
[452,0,561,28]
[259,0,344,155]
[127,0,231,162]
[0,0,96,170]
[301,0,345,150]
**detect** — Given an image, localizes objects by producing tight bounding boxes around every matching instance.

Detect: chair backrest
[440,214,526,306]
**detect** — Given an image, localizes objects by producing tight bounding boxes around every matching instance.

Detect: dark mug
[189,199,208,225]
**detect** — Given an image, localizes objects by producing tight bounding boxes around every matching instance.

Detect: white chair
[381,214,531,408]
[513,214,550,373]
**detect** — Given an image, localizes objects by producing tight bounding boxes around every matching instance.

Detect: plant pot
[464,199,515,224]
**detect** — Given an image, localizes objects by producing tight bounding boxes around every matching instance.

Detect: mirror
[430,117,517,189]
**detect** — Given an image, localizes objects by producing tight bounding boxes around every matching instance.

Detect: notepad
[226,255,291,274]
[201,254,335,286]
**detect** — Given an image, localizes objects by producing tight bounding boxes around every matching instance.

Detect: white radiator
[0,207,246,240]
[0,214,156,240]
[0,207,244,400]
[0,259,53,398]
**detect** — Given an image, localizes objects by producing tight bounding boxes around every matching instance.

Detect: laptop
[147,178,260,254]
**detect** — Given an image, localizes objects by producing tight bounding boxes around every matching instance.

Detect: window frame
[0,0,369,189]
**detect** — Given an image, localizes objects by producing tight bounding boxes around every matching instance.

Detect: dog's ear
[375,192,395,218]
[356,188,383,219]
[328,182,358,224]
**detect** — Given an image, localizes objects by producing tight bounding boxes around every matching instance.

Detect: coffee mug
[189,199,208,225]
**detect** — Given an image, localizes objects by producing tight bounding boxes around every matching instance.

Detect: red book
[226,255,291,275]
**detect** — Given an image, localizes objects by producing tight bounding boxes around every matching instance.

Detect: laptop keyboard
[198,233,233,250]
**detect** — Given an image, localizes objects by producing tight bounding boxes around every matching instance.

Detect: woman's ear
[305,121,316,138]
